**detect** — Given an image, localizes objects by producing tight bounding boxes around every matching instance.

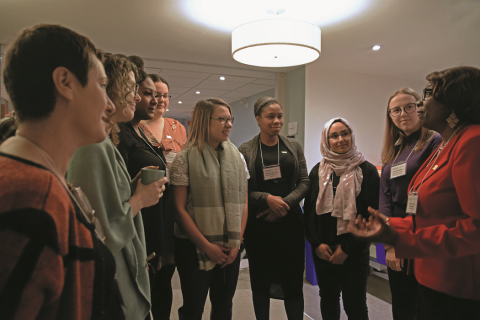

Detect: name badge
[390,162,407,179]
[406,191,418,214]
[166,135,172,139]
[263,165,282,181]
[165,152,177,165]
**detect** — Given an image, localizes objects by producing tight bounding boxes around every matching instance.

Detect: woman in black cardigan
[239,97,309,320]
[304,117,379,320]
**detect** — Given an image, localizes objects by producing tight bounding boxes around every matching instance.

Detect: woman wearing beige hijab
[304,117,379,320]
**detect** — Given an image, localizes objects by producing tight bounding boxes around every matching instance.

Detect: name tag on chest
[390,162,407,179]
[263,165,282,181]
[406,191,418,214]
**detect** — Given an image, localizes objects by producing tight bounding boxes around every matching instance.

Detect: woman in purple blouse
[380,87,442,320]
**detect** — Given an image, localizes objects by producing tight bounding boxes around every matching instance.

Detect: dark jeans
[387,260,417,320]
[417,284,480,320]
[312,248,370,320]
[174,238,241,320]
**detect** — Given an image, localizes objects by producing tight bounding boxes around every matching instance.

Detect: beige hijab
[316,118,365,235]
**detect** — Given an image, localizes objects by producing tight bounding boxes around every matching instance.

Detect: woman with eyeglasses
[67,55,167,320]
[238,97,309,320]
[139,74,186,319]
[0,25,121,319]
[170,99,249,320]
[349,67,480,320]
[116,71,172,318]
[379,88,441,320]
[304,117,379,320]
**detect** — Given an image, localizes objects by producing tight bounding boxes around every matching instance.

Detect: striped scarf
[187,140,247,271]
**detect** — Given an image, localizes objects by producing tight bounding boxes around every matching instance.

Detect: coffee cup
[141,168,165,185]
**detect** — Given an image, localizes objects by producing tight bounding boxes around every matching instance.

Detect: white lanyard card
[263,165,282,181]
[390,161,407,179]
[406,191,419,214]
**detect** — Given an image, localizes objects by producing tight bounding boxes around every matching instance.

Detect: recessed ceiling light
[178,101,183,104]
[196,91,200,94]
[220,76,225,80]
[372,45,381,51]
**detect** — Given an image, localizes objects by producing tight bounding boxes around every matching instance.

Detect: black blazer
[304,160,379,256]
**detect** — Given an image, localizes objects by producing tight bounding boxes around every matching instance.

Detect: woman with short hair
[380,87,441,320]
[0,24,120,319]
[170,98,249,320]
[349,66,480,320]
[239,96,309,320]
[305,117,379,320]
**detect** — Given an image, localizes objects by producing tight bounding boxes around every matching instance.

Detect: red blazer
[390,125,480,300]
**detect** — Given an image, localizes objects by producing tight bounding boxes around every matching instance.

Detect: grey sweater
[238,134,310,221]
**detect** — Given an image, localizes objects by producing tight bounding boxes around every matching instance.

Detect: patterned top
[0,152,122,320]
[140,117,187,155]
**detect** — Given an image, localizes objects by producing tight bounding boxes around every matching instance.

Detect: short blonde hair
[186,98,232,153]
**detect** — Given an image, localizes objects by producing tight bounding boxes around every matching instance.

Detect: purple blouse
[379,130,442,217]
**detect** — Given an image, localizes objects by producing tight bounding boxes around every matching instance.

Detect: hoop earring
[446,111,459,128]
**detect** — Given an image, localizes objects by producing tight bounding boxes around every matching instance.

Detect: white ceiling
[1,0,480,117]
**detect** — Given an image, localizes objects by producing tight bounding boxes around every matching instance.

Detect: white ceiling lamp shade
[232,19,321,67]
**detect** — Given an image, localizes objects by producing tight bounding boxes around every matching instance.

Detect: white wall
[229,88,275,147]
[305,64,425,171]
[285,66,306,148]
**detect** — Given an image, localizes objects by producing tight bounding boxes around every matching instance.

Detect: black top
[117,122,173,258]
[304,160,380,256]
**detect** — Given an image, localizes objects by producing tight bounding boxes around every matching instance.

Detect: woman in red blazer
[349,66,480,320]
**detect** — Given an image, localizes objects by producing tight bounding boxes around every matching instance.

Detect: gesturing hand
[347,207,397,246]
[329,245,348,265]
[266,195,290,217]
[315,244,333,261]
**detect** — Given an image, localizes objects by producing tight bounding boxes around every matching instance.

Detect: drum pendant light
[232,18,321,67]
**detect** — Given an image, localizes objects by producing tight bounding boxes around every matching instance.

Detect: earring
[446,111,459,128]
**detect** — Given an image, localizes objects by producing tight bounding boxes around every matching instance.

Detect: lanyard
[138,126,168,168]
[392,140,419,166]
[259,139,279,168]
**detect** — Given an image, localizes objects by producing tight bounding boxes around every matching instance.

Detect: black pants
[312,248,370,320]
[174,238,241,320]
[417,284,480,320]
[387,260,417,320]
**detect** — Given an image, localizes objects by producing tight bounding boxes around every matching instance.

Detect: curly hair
[426,66,480,125]
[103,54,138,145]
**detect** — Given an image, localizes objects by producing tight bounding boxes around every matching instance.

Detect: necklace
[413,123,468,193]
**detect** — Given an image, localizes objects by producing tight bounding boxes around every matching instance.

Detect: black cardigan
[304,160,380,256]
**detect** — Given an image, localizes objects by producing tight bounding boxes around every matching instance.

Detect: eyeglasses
[210,116,234,125]
[388,103,417,117]
[157,94,171,101]
[422,88,433,101]
[328,131,351,141]
[70,186,106,242]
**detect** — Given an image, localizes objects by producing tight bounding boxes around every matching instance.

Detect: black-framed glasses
[328,131,351,141]
[210,116,234,125]
[388,103,417,117]
[422,88,433,101]
[157,94,171,100]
